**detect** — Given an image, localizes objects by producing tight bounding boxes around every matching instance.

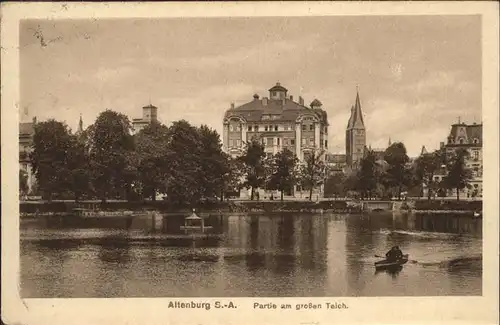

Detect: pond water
[20,212,482,297]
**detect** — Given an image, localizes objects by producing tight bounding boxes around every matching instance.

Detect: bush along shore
[20,199,482,217]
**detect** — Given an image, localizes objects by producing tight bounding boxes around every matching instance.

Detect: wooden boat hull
[375,254,409,269]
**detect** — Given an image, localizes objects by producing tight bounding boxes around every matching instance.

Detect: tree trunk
[456,188,460,201]
[309,186,313,201]
[220,189,224,202]
[281,190,284,201]
[151,189,156,202]
[251,187,254,200]
[398,185,402,200]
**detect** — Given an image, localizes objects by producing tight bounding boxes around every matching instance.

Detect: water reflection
[375,265,403,278]
[20,211,482,297]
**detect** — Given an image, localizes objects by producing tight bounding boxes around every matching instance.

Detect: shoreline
[19,198,482,218]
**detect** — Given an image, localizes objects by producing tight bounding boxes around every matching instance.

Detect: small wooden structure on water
[180,209,213,234]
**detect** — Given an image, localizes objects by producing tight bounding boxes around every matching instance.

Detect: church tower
[345,89,366,168]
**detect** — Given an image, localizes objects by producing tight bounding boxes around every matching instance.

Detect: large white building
[222,82,329,199]
[222,82,329,161]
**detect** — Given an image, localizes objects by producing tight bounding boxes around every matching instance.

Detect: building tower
[77,114,84,134]
[132,104,159,134]
[345,89,366,168]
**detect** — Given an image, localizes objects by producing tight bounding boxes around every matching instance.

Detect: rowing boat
[375,254,409,269]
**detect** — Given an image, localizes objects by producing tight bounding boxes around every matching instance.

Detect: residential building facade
[444,121,483,198]
[422,122,483,199]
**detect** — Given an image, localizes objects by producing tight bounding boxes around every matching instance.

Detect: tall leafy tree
[239,139,266,200]
[134,121,171,201]
[89,110,135,202]
[267,148,298,201]
[30,120,74,201]
[415,149,445,200]
[222,155,245,200]
[355,148,378,199]
[299,150,326,201]
[443,148,472,201]
[162,120,206,205]
[197,124,229,201]
[383,142,412,200]
[67,134,92,201]
[324,172,347,199]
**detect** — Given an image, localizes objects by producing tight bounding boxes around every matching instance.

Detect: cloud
[93,66,137,83]
[20,17,481,159]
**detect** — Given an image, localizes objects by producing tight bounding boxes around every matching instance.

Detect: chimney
[253,94,260,101]
[290,95,294,101]
[32,116,37,124]
[440,142,445,149]
[230,103,235,109]
[262,97,268,106]
[299,96,304,105]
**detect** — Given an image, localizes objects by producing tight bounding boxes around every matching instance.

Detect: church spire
[351,89,365,129]
[78,114,83,133]
[388,137,392,147]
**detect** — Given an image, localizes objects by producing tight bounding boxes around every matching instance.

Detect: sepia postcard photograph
[2,2,499,325]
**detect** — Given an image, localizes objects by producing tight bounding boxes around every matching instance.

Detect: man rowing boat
[385,246,404,262]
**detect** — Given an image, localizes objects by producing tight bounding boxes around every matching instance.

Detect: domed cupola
[268,82,288,100]
[310,99,322,109]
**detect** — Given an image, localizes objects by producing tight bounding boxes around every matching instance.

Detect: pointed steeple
[388,137,392,147]
[78,114,83,133]
[420,145,428,156]
[351,89,365,129]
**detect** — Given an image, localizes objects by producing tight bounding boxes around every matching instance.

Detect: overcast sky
[20,16,481,157]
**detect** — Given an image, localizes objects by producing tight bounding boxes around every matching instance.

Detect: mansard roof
[224,97,328,124]
[447,122,482,146]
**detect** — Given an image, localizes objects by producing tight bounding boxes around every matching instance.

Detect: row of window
[448,137,480,145]
[230,124,328,133]
[261,115,280,120]
[228,137,329,149]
